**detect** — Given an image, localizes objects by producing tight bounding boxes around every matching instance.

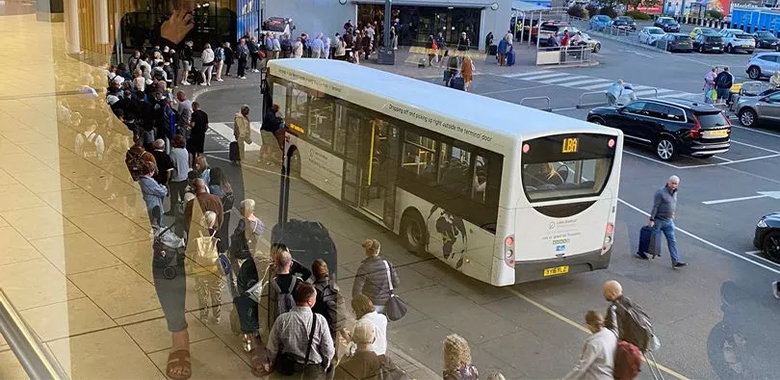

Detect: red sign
[637,2,663,14]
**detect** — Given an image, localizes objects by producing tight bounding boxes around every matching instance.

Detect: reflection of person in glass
[525,163,564,188]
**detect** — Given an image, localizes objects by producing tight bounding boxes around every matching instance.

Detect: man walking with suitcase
[648,175,687,268]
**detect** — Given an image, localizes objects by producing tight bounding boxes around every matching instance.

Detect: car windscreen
[737,34,753,39]
[540,25,559,32]
[649,29,664,34]
[521,134,616,202]
[757,32,774,38]
[695,112,729,129]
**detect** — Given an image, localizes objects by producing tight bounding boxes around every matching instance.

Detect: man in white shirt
[562,310,617,380]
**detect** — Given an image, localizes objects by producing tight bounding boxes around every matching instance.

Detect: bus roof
[267,59,618,153]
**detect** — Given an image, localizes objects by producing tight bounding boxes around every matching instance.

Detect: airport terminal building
[264,0,514,50]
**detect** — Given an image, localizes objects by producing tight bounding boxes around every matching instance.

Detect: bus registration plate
[543,265,569,277]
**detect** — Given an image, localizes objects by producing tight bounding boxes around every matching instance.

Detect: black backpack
[312,278,340,331]
[612,300,656,352]
[80,132,99,160]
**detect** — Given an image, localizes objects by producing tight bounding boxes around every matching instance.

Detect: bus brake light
[505,236,515,247]
[522,144,530,153]
[602,223,615,255]
[608,138,615,148]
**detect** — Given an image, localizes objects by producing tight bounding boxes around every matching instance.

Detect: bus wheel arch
[400,208,428,255]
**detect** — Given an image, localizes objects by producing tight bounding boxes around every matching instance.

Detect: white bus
[265,59,624,286]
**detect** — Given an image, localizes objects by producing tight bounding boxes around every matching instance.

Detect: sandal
[241,334,255,353]
[166,350,192,380]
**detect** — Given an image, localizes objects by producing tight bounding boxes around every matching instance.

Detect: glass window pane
[402,131,437,182]
[288,86,308,132]
[272,82,287,119]
[308,92,335,145]
[472,155,488,203]
[523,158,612,201]
[334,105,346,155]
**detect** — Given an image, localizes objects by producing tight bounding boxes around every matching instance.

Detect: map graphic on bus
[428,205,469,270]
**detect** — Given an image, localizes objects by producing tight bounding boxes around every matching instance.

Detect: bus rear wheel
[400,211,427,255]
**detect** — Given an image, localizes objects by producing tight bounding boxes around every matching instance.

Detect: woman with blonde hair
[193,155,211,186]
[352,239,400,315]
[443,334,479,380]
[461,55,475,92]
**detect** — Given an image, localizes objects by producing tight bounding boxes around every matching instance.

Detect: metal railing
[520,96,552,111]
[739,81,768,96]
[577,91,610,108]
[535,45,593,66]
[0,289,69,380]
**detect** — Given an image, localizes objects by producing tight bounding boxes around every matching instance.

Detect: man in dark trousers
[187,102,208,162]
[715,66,734,105]
[648,175,687,268]
[236,38,250,80]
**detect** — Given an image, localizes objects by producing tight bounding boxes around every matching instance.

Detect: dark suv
[587,98,731,161]
[654,17,681,32]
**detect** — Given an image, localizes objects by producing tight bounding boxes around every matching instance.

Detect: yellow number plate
[543,265,570,277]
[708,129,728,137]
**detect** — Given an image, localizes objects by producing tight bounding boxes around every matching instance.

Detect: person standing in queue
[233,105,251,166]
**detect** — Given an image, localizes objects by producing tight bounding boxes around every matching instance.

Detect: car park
[752,31,780,49]
[735,91,780,127]
[587,98,731,161]
[639,26,666,45]
[746,52,780,79]
[589,15,612,31]
[610,16,637,31]
[577,31,602,52]
[754,212,780,261]
[654,17,681,32]
[689,27,719,40]
[721,30,756,53]
[693,35,725,53]
[661,33,693,52]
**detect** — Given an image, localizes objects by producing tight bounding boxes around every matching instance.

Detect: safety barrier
[536,45,593,66]
[0,289,70,380]
[577,91,609,108]
[520,96,552,111]
[739,81,767,96]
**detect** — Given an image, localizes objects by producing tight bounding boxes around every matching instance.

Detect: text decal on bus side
[386,103,493,144]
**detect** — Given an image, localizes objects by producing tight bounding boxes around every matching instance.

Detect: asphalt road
[194,37,780,379]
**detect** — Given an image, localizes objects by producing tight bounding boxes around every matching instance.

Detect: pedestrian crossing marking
[503,70,553,78]
[516,73,566,81]
[538,75,588,84]
[580,83,614,90]
[208,122,261,151]
[564,78,613,87]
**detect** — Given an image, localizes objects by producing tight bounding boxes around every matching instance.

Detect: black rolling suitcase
[488,44,498,56]
[271,219,338,276]
[638,226,662,259]
[229,141,240,162]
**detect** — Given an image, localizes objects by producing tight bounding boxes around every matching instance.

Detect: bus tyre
[400,211,427,255]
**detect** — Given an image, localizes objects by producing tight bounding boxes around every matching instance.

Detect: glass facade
[358,4,481,48]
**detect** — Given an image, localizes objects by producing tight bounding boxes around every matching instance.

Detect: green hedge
[625,10,652,20]
[567,5,589,20]
[600,6,617,18]
[706,9,724,20]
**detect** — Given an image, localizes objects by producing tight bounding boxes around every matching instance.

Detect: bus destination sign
[562,137,578,153]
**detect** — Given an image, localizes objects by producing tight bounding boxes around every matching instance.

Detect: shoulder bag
[275,312,317,376]
[194,229,219,268]
[383,260,407,321]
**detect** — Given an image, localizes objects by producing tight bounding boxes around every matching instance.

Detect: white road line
[580,83,614,90]
[712,155,733,162]
[502,70,553,78]
[618,199,780,275]
[538,75,589,84]
[746,251,780,267]
[658,92,697,98]
[567,78,613,87]
[631,85,654,91]
[477,83,554,96]
[731,125,780,138]
[635,88,677,97]
[209,122,261,151]
[622,150,683,169]
[702,194,768,205]
[681,154,780,169]
[551,106,578,112]
[730,139,780,154]
[514,73,567,81]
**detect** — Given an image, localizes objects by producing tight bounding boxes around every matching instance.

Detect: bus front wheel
[400,211,427,255]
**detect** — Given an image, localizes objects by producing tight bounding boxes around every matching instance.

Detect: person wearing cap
[616,83,637,106]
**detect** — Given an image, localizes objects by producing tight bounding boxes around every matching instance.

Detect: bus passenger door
[358,119,396,228]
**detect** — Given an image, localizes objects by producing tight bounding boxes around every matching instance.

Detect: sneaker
[672,261,688,268]
[239,76,247,80]
[636,252,649,260]
[773,281,780,299]
[199,83,206,86]
[181,81,190,86]
[217,78,224,82]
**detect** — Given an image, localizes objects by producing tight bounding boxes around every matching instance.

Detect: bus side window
[439,143,471,195]
[472,155,488,203]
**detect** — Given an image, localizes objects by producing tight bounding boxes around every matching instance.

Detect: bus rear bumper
[513,247,612,284]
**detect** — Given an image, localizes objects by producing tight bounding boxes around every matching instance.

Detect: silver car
[747,52,780,80]
[736,91,780,127]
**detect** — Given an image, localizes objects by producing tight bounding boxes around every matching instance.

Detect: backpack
[611,301,656,352]
[125,148,147,182]
[312,278,340,330]
[214,47,224,61]
[614,340,642,380]
[272,276,300,318]
[80,132,99,160]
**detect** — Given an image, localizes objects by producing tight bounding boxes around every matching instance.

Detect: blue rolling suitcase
[506,50,516,66]
[638,226,662,259]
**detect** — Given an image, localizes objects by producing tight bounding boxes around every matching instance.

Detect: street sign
[702,191,780,205]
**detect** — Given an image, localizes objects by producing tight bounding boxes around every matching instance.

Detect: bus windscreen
[521,134,616,202]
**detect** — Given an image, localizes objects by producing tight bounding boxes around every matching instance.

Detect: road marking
[580,82,613,90]
[538,75,589,84]
[502,70,553,78]
[701,192,780,205]
[618,198,780,275]
[745,251,780,267]
[513,73,566,81]
[477,84,553,96]
[678,154,780,169]
[506,288,690,380]
[658,92,697,99]
[635,88,677,97]
[551,106,578,112]
[731,125,780,138]
[622,150,683,169]
[565,78,613,87]
[730,139,780,154]
[209,122,261,151]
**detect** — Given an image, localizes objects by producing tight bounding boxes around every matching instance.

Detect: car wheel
[655,138,676,161]
[588,117,606,125]
[726,44,732,53]
[762,231,780,261]
[400,210,427,256]
[699,45,705,53]
[593,43,601,53]
[748,66,761,79]
[747,50,754,54]
[739,108,758,127]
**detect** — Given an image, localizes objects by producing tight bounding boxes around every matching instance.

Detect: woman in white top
[200,43,215,86]
[616,83,637,106]
[132,69,145,93]
[350,294,388,356]
[335,36,347,60]
[293,37,304,58]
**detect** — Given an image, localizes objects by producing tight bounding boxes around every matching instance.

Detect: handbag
[245,258,271,303]
[383,260,407,321]
[275,312,317,376]
[194,230,219,267]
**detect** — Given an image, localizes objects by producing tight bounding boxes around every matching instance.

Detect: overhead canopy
[511,0,551,12]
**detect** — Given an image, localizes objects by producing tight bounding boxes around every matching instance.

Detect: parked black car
[654,17,681,32]
[662,33,693,52]
[753,30,780,49]
[587,98,731,161]
[612,16,637,31]
[693,35,725,53]
[754,212,780,261]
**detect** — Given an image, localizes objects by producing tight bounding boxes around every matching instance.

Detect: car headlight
[758,218,768,228]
